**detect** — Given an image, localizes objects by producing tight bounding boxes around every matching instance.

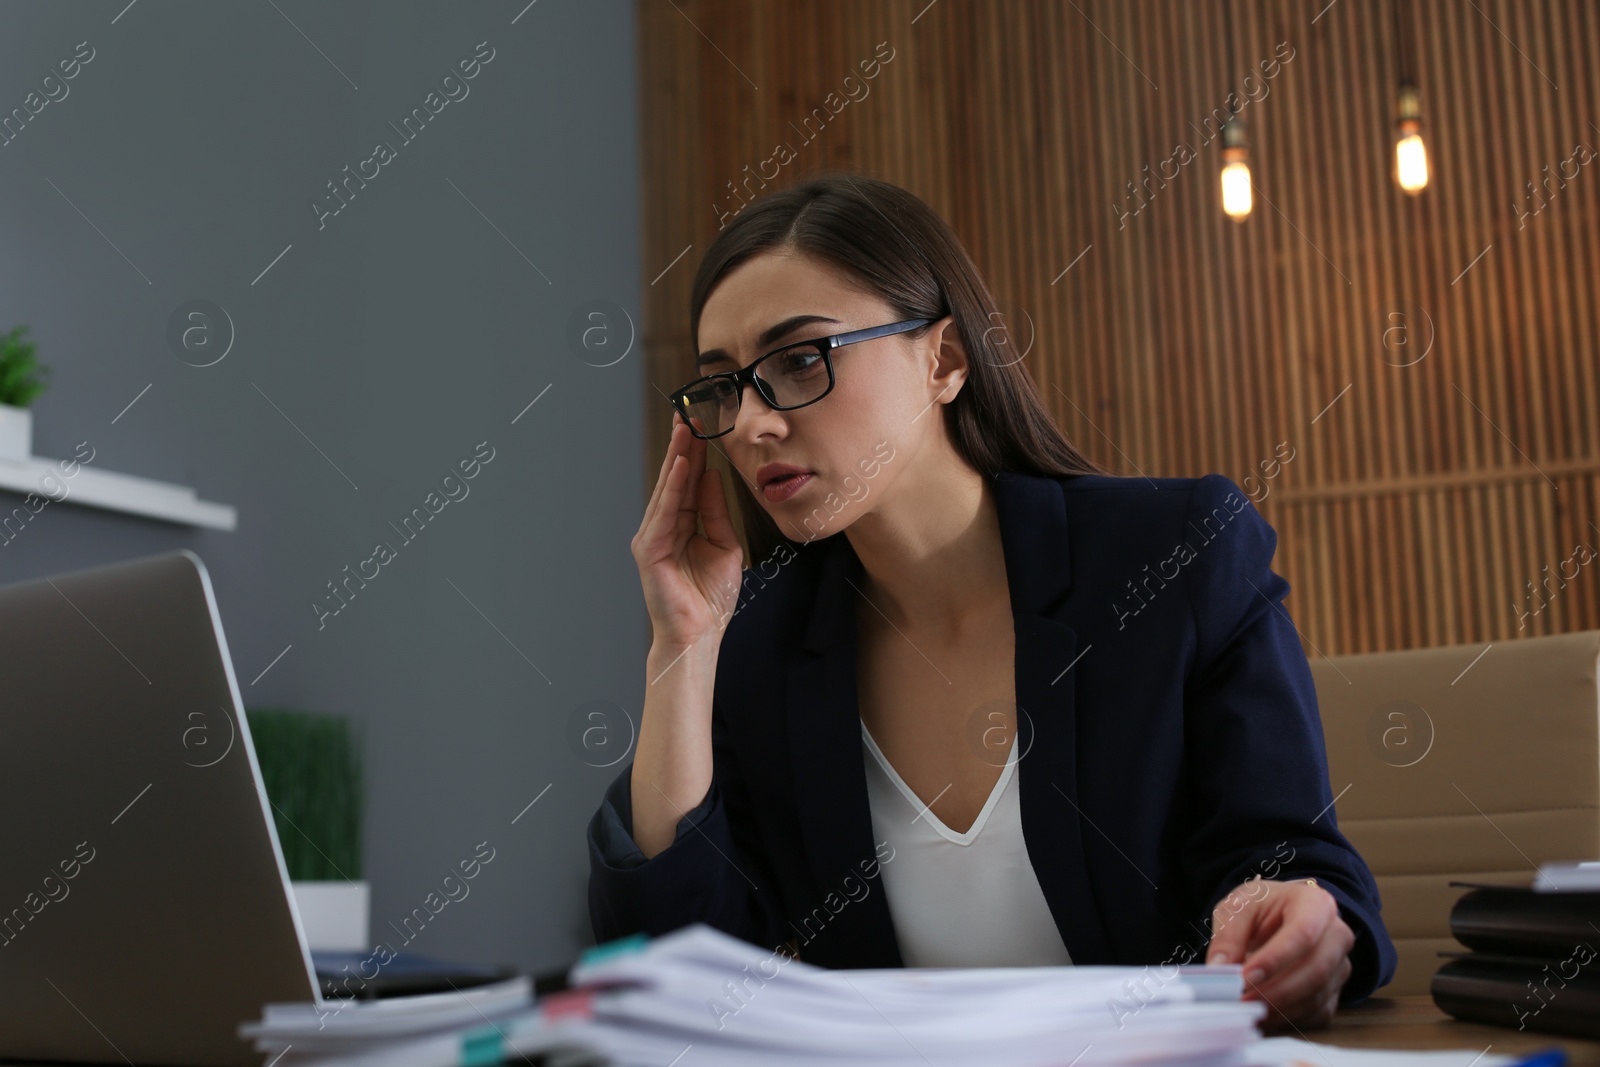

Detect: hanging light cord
[1224,0,1238,116]
[1393,0,1413,85]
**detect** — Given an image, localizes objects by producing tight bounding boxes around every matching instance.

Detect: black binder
[1430,882,1600,1038]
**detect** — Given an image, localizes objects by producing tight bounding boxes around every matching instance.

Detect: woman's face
[695,248,962,541]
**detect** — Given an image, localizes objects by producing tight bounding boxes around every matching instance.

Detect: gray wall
[0,0,646,976]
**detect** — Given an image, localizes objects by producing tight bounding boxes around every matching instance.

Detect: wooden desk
[6,995,1597,1067]
[1316,995,1600,1065]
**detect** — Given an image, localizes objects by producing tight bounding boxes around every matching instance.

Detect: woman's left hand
[1204,876,1355,1032]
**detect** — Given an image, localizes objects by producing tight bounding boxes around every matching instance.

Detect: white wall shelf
[0,454,236,530]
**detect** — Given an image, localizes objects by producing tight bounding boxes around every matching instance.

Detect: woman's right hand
[631,418,745,651]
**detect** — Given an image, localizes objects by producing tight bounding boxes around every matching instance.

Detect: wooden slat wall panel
[637,0,1600,655]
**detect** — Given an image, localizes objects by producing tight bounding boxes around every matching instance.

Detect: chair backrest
[1311,629,1600,995]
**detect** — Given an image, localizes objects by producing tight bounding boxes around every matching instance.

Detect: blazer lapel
[784,533,904,967]
[784,470,1114,967]
[993,471,1116,965]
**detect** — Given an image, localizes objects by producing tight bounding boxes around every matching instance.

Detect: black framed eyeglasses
[671,317,933,440]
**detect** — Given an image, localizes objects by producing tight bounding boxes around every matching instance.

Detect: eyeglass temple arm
[828,317,934,349]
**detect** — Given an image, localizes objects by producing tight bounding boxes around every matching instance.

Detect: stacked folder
[241,922,1267,1066]
[1432,862,1600,1038]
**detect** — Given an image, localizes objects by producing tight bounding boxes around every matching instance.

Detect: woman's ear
[927,315,969,404]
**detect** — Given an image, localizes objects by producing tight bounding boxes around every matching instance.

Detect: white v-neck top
[861,722,1074,967]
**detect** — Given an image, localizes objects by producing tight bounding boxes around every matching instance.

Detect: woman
[586,172,1395,1031]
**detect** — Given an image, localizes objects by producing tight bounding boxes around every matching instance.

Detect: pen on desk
[1503,1050,1567,1067]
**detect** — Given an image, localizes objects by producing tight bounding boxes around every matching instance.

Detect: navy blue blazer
[587,469,1397,1004]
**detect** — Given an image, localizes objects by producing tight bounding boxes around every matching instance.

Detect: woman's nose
[731,380,784,439]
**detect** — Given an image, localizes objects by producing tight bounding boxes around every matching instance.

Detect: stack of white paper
[242,922,1269,1067]
[1533,858,1600,891]
[238,975,564,1065]
[556,923,1264,1067]
[1246,1040,1526,1066]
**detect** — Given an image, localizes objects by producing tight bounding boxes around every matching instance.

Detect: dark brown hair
[688,171,1109,566]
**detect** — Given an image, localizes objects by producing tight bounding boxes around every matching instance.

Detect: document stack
[243,921,1267,1067]
[236,971,592,1067]
[1432,861,1600,1038]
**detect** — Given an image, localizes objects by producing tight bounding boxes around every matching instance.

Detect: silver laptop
[0,550,321,1067]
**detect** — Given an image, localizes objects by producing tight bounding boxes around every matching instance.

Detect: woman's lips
[762,471,815,502]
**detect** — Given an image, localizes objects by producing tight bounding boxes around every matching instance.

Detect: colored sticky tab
[542,987,600,1021]
[578,931,649,966]
[460,1025,503,1067]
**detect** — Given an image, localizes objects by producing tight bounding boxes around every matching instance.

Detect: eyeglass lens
[677,343,830,437]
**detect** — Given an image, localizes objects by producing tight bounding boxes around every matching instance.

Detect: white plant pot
[0,405,31,462]
[290,880,370,952]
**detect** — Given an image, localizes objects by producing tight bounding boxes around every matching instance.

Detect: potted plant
[0,325,49,462]
[245,707,368,951]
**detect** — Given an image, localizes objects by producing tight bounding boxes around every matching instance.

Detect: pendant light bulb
[1220,115,1252,221]
[1395,81,1429,194]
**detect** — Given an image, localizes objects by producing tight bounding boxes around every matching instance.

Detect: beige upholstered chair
[1311,629,1600,995]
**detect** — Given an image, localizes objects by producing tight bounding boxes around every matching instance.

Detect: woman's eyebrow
[696,314,841,369]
